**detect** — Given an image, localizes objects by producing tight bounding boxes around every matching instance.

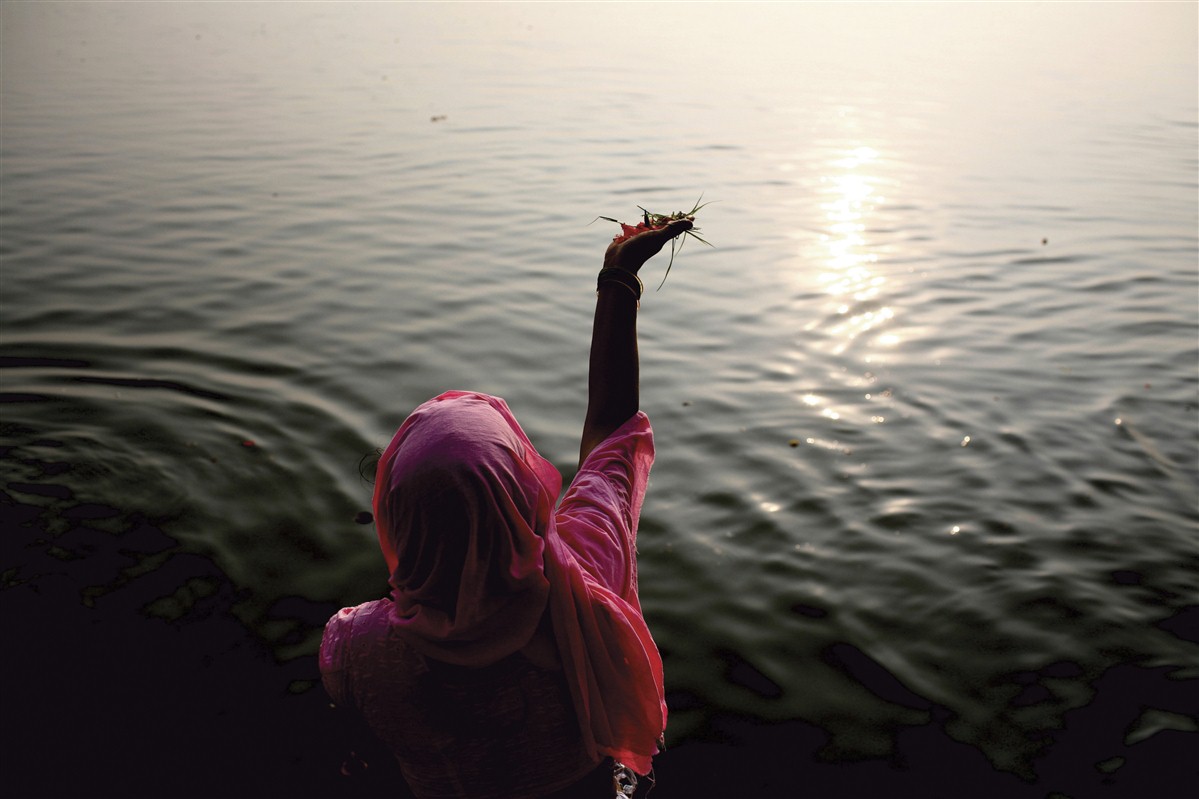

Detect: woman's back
[321,599,601,799]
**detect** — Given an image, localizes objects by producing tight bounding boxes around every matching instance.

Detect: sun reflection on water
[816,145,895,354]
[795,142,902,439]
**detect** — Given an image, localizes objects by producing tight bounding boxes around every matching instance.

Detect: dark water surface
[3,4,1196,797]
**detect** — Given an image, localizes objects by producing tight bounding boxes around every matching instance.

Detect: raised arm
[579,217,693,466]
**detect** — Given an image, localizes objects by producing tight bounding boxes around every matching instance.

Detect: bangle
[597,267,643,304]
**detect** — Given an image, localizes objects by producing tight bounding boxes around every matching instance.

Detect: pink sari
[370,391,665,775]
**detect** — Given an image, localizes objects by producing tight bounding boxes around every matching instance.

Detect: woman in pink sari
[320,218,693,798]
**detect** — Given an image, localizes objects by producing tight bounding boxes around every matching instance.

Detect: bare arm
[579,218,693,466]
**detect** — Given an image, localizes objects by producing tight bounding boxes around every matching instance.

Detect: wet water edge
[1,477,349,798]
[4,430,1196,799]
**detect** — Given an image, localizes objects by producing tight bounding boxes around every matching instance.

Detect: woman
[319,217,693,798]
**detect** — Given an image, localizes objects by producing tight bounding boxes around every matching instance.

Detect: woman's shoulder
[322,597,393,638]
[319,598,396,673]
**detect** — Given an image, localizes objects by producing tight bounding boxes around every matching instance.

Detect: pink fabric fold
[371,390,665,774]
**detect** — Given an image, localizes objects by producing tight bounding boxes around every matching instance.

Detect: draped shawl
[371,391,665,775]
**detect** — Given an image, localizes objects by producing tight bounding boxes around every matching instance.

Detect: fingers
[627,218,693,241]
[604,216,696,273]
[639,218,692,252]
[627,218,692,253]
[655,217,694,238]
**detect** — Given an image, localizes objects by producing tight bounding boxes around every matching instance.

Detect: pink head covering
[372,391,665,774]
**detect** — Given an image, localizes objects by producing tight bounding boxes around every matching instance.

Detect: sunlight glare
[815,144,898,357]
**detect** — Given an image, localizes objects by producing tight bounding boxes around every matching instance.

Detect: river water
[2,3,1196,798]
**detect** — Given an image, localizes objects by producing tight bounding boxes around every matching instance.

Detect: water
[2,3,1196,797]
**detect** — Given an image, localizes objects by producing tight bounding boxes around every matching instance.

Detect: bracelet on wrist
[596,267,643,305]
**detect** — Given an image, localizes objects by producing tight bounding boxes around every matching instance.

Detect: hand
[603,217,694,275]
